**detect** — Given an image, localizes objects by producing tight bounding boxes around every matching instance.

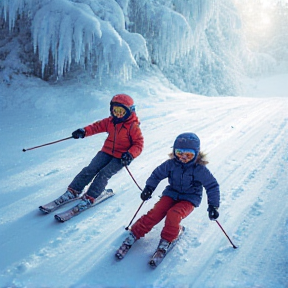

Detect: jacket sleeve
[200,166,220,207]
[127,123,144,159]
[146,160,171,189]
[84,118,110,136]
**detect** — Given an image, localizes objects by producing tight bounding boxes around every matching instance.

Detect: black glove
[121,152,133,166]
[72,128,85,139]
[207,205,219,220]
[141,185,154,201]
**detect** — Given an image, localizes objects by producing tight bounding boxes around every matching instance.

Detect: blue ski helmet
[173,133,200,162]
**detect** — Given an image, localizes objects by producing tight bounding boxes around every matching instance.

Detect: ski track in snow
[0,85,288,288]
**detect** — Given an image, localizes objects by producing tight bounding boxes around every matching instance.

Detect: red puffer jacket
[84,113,144,159]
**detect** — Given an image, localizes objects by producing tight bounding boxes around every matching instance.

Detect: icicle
[30,0,140,80]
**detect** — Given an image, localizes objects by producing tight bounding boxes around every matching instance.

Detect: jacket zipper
[112,124,117,155]
[112,123,125,155]
[180,165,185,192]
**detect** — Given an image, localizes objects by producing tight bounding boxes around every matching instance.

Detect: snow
[0,69,288,288]
[246,73,288,98]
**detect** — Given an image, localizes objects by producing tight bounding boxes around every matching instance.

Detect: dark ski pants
[68,151,123,199]
[131,196,194,243]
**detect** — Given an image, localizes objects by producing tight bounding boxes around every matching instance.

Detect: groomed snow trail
[0,91,287,288]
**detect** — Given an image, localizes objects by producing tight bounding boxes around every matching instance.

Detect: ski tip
[105,188,114,193]
[149,260,157,268]
[39,206,50,214]
[54,215,64,223]
[115,253,123,261]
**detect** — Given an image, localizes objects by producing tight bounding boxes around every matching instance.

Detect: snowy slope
[0,72,288,288]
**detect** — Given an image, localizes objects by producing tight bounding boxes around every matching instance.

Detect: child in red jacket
[41,94,143,212]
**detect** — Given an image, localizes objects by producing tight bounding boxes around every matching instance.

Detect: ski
[54,189,115,222]
[115,242,132,260]
[149,226,185,268]
[115,232,137,260]
[39,194,80,214]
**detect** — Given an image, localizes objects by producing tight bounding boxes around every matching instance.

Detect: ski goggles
[175,148,196,161]
[112,106,127,118]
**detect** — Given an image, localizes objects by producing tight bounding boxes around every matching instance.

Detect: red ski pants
[131,196,194,242]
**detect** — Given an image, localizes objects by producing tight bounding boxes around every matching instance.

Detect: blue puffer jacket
[146,157,220,208]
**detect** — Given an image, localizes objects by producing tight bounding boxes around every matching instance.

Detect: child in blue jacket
[116,132,220,259]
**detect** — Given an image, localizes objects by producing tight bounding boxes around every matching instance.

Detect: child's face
[112,106,127,118]
[175,148,195,163]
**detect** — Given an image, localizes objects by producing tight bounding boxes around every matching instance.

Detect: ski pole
[124,166,144,230]
[125,166,143,192]
[216,220,238,249]
[125,201,145,230]
[22,136,73,152]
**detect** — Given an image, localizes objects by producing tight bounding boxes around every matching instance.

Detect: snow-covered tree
[0,0,148,82]
[126,0,252,95]
[0,0,278,95]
